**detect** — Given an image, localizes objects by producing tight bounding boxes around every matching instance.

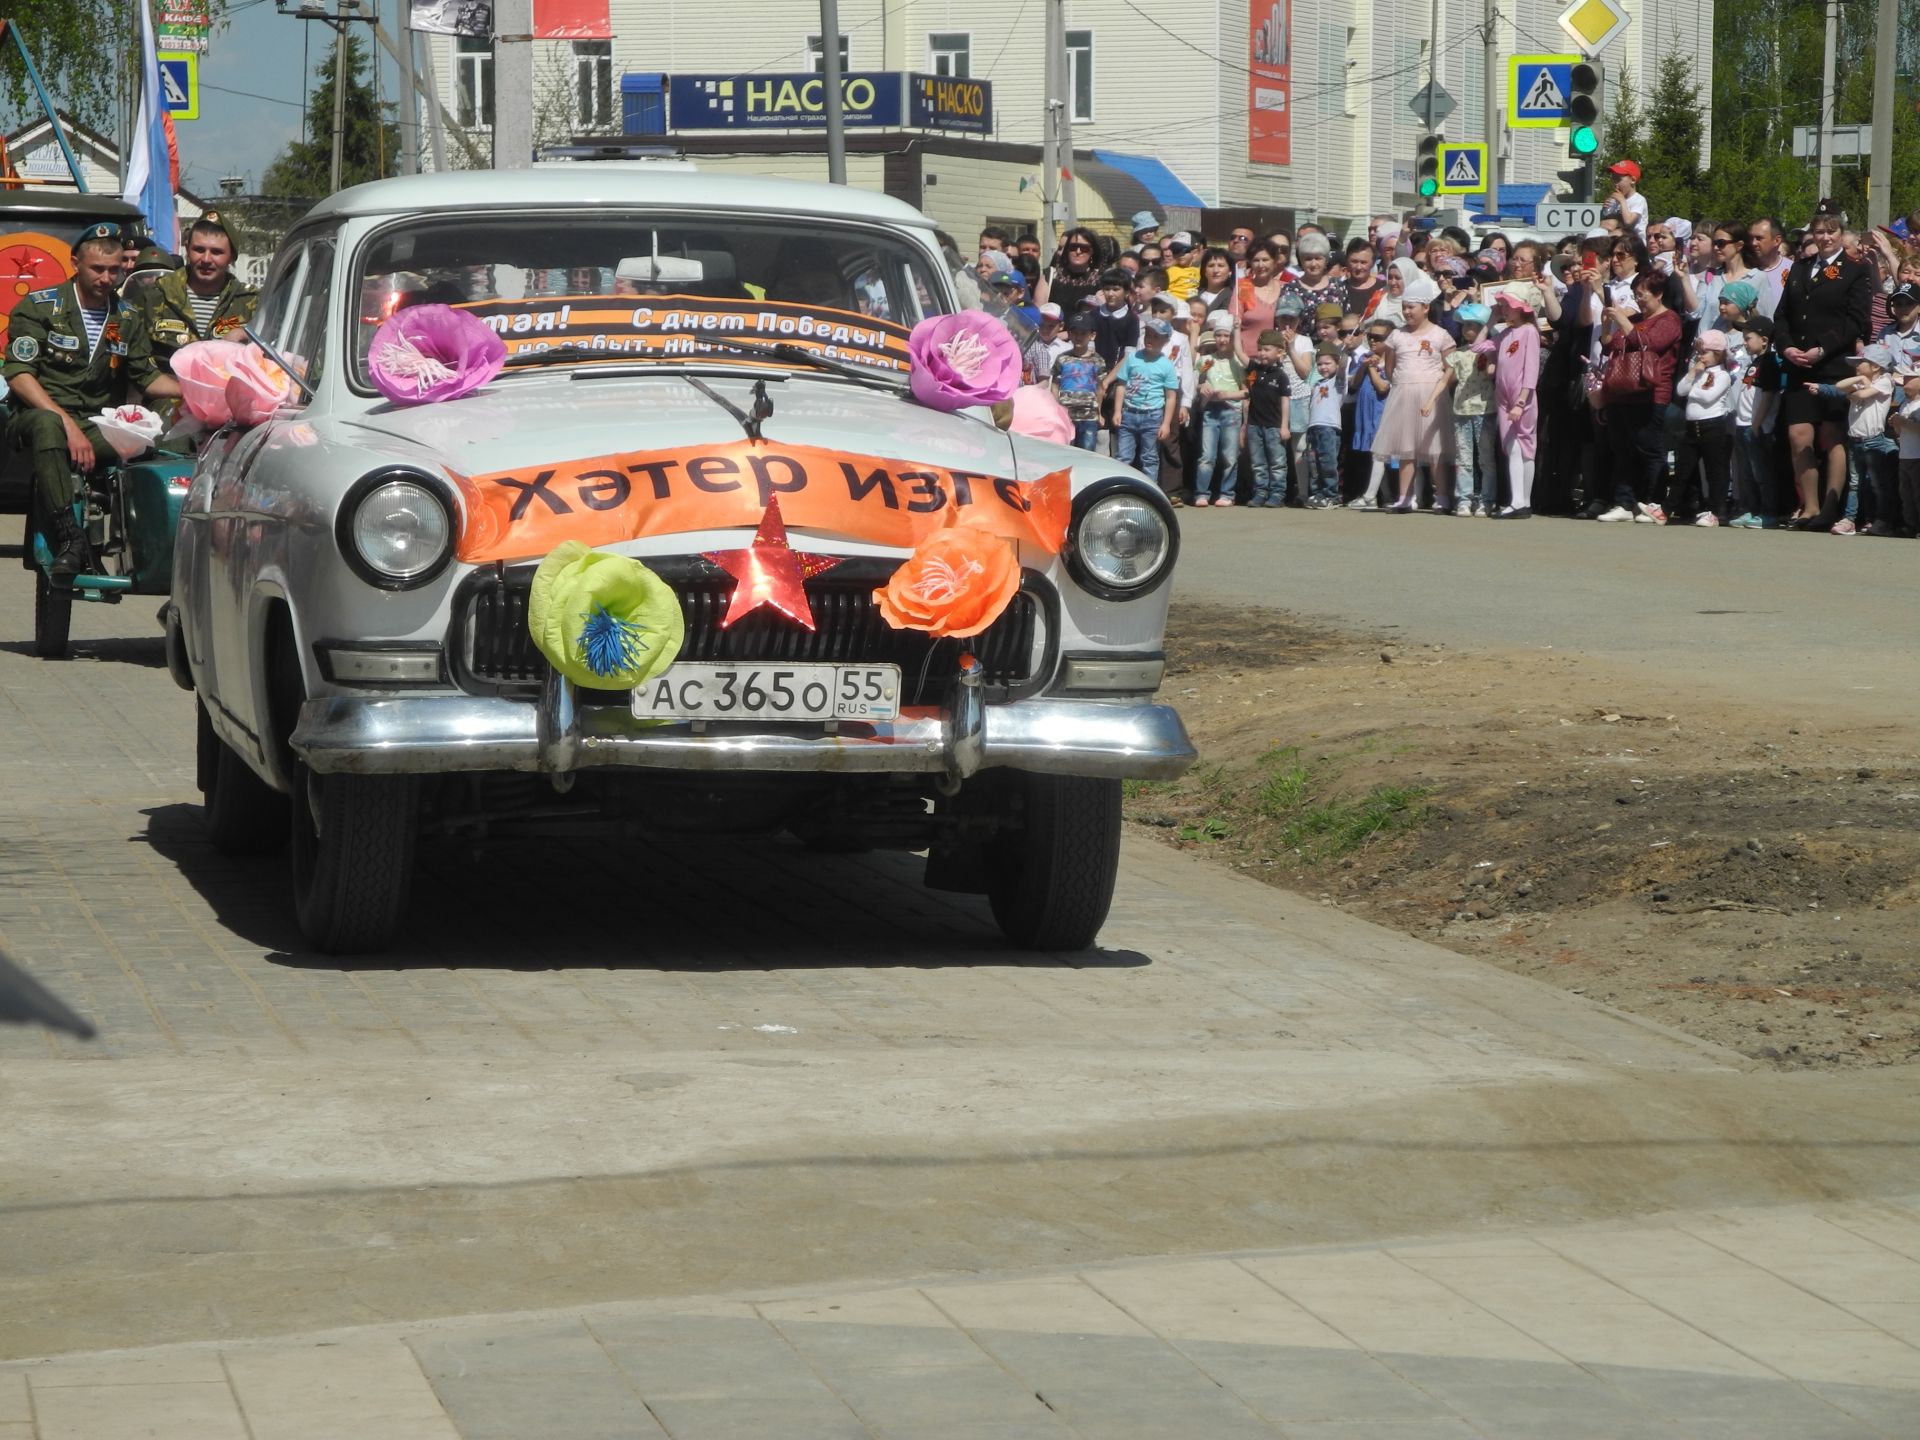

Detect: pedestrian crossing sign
[157,51,199,122]
[1508,53,1579,129]
[1433,142,1487,195]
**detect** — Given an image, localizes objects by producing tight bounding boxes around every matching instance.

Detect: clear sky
[175,0,405,197]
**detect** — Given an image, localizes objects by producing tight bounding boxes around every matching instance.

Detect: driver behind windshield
[613,254,704,296]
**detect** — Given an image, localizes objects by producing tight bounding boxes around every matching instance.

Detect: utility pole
[396,24,417,176]
[328,1,349,193]
[1040,0,1059,250]
[1483,0,1501,202]
[820,0,846,184]
[1867,0,1895,227]
[1815,0,1837,201]
[493,0,534,169]
[1049,0,1075,227]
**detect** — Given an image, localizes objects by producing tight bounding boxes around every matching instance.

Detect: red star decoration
[703,496,843,631]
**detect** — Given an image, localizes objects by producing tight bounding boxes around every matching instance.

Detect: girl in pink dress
[1491,292,1542,517]
[1371,277,1457,511]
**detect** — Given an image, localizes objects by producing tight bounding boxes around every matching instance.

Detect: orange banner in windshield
[456,294,911,371]
[448,440,1071,563]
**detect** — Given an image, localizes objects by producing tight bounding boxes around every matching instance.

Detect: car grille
[454,557,1046,702]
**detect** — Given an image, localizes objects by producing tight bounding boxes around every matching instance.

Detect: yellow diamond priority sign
[1557,0,1630,58]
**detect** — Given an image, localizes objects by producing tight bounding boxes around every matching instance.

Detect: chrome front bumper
[290,666,1195,782]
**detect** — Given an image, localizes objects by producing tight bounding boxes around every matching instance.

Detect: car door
[203,238,325,744]
[179,238,306,705]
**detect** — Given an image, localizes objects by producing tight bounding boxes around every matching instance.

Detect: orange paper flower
[874,526,1020,638]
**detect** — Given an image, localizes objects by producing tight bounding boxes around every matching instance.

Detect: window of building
[575,39,612,130]
[1065,30,1092,123]
[456,35,494,129]
[928,33,970,77]
[807,34,850,73]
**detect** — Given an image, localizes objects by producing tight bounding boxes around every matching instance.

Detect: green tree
[261,32,398,199]
[2,1,229,139]
[1641,49,1704,220]
[1602,62,1644,177]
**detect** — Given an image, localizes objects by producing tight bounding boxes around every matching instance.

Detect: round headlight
[1074,492,1171,591]
[350,478,450,583]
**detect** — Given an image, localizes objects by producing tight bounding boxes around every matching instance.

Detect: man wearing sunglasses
[1228,227,1256,280]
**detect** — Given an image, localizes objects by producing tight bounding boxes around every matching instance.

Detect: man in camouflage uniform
[4,222,128,578]
[124,213,256,405]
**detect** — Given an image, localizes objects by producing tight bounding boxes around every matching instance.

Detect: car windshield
[351,211,949,386]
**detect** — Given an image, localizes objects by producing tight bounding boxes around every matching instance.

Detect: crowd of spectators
[967,172,1920,534]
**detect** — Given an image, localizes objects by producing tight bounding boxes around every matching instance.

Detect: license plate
[631,663,901,721]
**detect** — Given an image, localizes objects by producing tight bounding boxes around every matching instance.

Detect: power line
[981,0,1032,81]
[203,82,306,109]
[1072,25,1481,147]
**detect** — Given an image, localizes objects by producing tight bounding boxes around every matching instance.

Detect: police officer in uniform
[125,212,257,405]
[4,222,128,578]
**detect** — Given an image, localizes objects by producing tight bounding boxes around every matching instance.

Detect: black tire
[290,766,419,955]
[197,701,289,855]
[986,774,1123,952]
[32,572,70,659]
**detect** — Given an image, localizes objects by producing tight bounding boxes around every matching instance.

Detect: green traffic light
[1418,180,1438,197]
[1571,125,1599,155]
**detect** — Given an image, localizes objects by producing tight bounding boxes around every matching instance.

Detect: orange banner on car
[447,440,1072,563]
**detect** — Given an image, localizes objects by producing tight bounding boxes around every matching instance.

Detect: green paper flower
[528,540,685,688]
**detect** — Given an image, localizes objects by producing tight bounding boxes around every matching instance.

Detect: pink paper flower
[907,310,1021,411]
[1004,384,1074,444]
[368,304,506,407]
[171,339,248,426]
[226,345,301,426]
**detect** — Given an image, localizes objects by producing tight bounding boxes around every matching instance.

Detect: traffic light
[1560,62,1603,200]
[1416,133,1445,206]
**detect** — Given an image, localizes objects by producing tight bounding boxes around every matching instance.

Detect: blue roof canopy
[1089,150,1204,210]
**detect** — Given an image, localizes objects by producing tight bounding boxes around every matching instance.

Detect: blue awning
[1469,183,1552,222]
[1089,150,1204,210]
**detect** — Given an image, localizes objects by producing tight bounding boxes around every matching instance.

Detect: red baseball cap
[1607,159,1642,181]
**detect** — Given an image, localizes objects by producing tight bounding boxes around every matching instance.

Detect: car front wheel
[290,766,418,955]
[986,774,1123,952]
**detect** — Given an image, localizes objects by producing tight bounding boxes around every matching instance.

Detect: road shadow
[0,635,169,669]
[136,803,1151,973]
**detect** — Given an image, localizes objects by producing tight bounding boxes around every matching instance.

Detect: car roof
[306,168,938,231]
[0,191,144,224]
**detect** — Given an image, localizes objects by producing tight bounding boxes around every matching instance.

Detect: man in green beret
[4,221,128,578]
[124,212,257,406]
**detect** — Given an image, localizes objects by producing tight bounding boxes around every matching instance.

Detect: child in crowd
[1098,315,1181,486]
[1240,329,1293,509]
[1192,312,1247,506]
[1348,320,1397,509]
[1809,345,1899,536]
[1372,276,1457,512]
[1880,283,1920,374]
[1302,344,1346,507]
[1893,366,1920,535]
[1666,329,1739,525]
[1137,293,1196,481]
[1023,303,1068,386]
[1715,279,1759,335]
[1446,303,1495,515]
[1051,312,1108,451]
[1091,267,1138,366]
[1729,317,1785,527]
[1272,296,1316,504]
[1490,293,1541,518]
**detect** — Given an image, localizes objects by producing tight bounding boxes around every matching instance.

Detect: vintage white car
[166,168,1193,954]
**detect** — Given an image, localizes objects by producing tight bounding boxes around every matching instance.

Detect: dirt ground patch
[1132,603,1920,1070]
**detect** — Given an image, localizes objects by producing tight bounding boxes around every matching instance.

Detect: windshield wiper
[506,336,908,394]
[502,343,604,367]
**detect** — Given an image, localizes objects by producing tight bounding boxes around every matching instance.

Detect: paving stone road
[1,531,1916,1437]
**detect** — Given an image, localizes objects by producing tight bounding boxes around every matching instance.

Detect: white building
[424,0,1713,235]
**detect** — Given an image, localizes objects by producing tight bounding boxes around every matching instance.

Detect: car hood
[338,371,1030,482]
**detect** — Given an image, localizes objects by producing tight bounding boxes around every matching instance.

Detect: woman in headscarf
[1373,257,1422,327]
